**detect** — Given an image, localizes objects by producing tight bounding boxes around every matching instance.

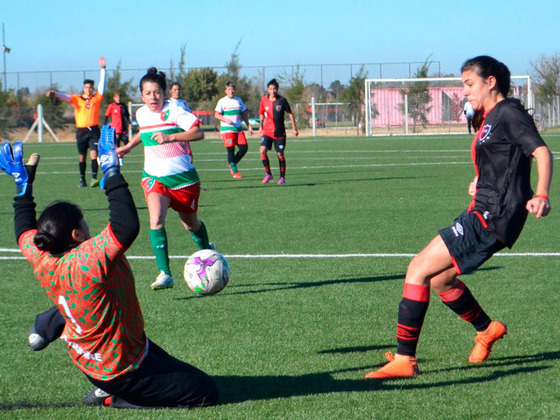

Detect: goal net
[364,76,533,136]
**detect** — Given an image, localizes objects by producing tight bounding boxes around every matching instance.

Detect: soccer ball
[184,249,230,295]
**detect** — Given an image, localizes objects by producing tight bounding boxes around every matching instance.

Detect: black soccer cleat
[28,325,48,351]
[83,386,111,406]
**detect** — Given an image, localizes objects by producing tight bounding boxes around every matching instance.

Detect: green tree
[329,80,345,99]
[340,66,368,134]
[182,68,219,110]
[400,57,432,133]
[0,86,19,130]
[34,84,67,130]
[278,65,306,104]
[104,61,135,105]
[275,65,306,125]
[217,39,256,114]
[532,53,560,97]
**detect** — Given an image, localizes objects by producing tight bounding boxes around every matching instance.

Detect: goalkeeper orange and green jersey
[18,225,148,381]
[136,100,201,189]
[215,96,247,134]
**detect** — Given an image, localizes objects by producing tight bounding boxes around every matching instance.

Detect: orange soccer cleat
[365,352,420,379]
[468,320,507,363]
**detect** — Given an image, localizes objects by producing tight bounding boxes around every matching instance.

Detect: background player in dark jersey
[258,78,298,185]
[0,128,218,408]
[366,56,553,379]
[104,92,130,147]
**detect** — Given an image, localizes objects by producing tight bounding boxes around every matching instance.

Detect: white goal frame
[364,76,533,136]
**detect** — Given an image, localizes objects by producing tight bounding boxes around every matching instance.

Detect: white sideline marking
[1,249,559,261]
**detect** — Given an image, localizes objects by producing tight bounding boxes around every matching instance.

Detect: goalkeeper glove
[0,141,39,196]
[97,124,119,188]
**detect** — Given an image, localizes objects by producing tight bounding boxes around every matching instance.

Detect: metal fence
[534,96,560,131]
[3,61,442,93]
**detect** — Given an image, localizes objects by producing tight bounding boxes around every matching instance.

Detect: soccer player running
[117,68,214,290]
[366,56,553,379]
[0,129,218,408]
[258,78,298,185]
[46,56,106,188]
[214,81,253,178]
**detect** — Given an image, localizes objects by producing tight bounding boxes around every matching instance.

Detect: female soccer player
[258,78,298,185]
[169,82,192,112]
[366,56,553,379]
[214,81,253,178]
[0,130,218,408]
[117,68,213,290]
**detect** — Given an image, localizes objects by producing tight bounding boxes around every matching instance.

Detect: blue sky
[2,0,558,89]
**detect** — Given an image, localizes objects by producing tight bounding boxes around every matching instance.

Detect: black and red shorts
[439,210,505,275]
[260,135,286,153]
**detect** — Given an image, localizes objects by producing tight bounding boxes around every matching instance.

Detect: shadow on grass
[202,175,417,192]
[2,352,556,409]
[0,401,75,410]
[216,351,559,405]
[174,273,405,300]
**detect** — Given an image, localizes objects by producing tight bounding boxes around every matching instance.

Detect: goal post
[364,76,533,136]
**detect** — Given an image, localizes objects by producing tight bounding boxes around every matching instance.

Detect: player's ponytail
[34,201,84,254]
[139,67,167,93]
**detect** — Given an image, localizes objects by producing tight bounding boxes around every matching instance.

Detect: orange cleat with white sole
[365,352,420,379]
[468,320,507,363]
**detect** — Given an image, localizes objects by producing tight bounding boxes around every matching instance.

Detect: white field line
[0,249,558,261]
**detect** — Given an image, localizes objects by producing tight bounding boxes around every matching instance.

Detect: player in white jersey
[117,67,214,290]
[214,81,253,178]
[168,82,194,160]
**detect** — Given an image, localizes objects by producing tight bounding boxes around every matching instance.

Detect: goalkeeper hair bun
[35,201,83,254]
[34,231,56,252]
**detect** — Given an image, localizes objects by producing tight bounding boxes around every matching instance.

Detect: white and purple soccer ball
[184,249,230,295]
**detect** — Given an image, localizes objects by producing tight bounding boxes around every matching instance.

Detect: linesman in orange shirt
[46,57,107,187]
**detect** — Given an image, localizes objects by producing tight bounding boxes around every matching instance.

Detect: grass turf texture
[0,134,559,419]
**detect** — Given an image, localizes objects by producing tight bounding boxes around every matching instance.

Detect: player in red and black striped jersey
[104,92,131,147]
[1,129,218,408]
[366,56,553,379]
[258,79,298,185]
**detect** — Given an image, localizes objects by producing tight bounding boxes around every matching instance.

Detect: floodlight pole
[2,23,9,91]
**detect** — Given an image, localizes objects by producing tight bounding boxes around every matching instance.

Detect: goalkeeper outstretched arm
[98,125,139,247]
[0,141,40,242]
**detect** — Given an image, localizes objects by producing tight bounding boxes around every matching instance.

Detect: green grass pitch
[0,133,559,419]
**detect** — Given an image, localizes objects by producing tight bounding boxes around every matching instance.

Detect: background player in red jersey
[104,92,130,147]
[258,78,298,185]
[0,128,218,408]
[366,56,552,380]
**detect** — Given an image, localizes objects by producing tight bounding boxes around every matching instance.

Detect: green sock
[150,228,170,274]
[190,221,211,250]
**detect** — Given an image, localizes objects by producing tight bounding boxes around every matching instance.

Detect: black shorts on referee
[76,126,101,155]
[439,210,506,275]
